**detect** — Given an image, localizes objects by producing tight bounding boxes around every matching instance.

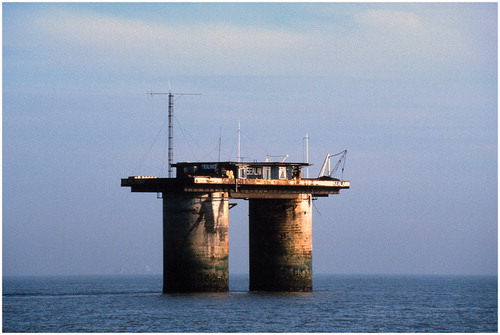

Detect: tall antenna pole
[304,133,309,178]
[149,90,200,178]
[218,126,222,162]
[237,121,241,163]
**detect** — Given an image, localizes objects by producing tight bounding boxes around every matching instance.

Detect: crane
[318,150,347,179]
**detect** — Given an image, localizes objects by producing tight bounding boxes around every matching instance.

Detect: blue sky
[3,2,497,276]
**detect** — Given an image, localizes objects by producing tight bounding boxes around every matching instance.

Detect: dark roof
[172,161,310,167]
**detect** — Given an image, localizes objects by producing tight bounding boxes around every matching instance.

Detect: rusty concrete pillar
[162,192,229,293]
[248,194,313,292]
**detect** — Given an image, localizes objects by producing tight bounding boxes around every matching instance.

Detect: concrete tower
[122,162,349,293]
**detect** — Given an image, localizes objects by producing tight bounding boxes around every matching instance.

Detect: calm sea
[2,274,497,333]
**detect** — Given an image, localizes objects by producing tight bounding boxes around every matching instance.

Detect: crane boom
[318,150,347,178]
[318,154,333,177]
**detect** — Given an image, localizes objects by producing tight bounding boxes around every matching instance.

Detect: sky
[3,2,497,277]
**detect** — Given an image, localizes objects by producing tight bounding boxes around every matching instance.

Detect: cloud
[38,11,300,54]
[5,5,493,81]
[355,9,425,32]
[354,9,470,61]
[29,9,309,76]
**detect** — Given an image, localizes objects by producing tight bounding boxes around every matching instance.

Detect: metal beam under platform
[121,176,350,199]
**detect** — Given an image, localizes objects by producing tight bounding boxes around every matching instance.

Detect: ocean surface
[3,274,497,333]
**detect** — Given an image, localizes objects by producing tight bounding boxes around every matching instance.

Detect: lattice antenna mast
[148,90,200,178]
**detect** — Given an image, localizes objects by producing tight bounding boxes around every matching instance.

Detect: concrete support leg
[162,192,229,293]
[248,194,313,292]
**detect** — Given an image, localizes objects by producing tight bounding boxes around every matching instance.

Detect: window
[238,166,247,179]
[279,167,287,179]
[263,166,271,179]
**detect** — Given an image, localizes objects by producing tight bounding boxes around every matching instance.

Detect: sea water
[3,274,497,332]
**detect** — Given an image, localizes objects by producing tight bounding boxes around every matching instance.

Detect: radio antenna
[237,121,241,163]
[304,133,310,178]
[149,89,200,177]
